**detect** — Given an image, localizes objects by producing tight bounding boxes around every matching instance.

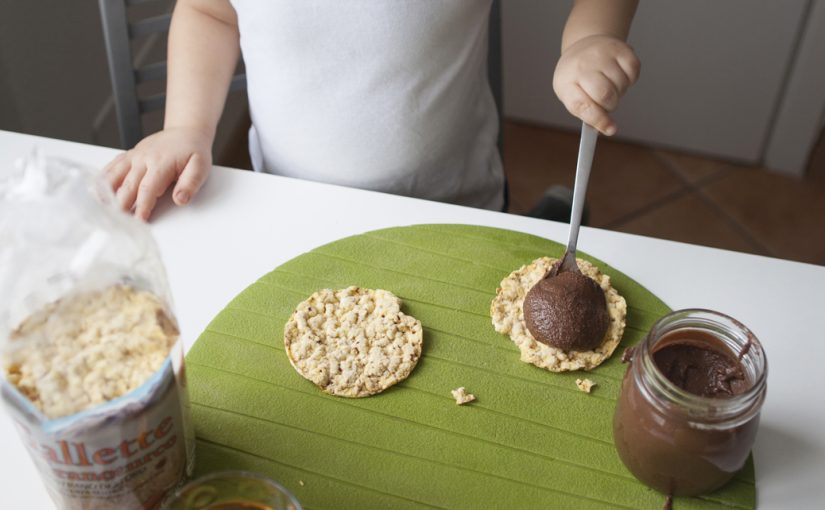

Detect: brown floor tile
[654,149,732,184]
[503,121,686,226]
[613,192,770,256]
[700,167,825,265]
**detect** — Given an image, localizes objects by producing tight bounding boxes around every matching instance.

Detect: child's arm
[104,0,240,220]
[553,0,641,136]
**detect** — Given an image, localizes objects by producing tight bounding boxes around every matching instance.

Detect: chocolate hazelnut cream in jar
[613,309,767,497]
[0,152,194,508]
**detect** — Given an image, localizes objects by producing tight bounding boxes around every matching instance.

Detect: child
[105,0,640,220]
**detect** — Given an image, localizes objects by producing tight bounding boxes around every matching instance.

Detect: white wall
[502,0,810,165]
[764,0,825,175]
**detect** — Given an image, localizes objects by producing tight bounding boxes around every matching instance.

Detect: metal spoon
[556,122,598,274]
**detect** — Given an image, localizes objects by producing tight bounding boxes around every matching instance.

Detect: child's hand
[553,34,640,136]
[104,127,213,221]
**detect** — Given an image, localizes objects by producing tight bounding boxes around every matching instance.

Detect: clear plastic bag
[0,150,194,509]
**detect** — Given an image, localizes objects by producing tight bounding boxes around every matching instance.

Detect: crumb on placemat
[451,387,476,405]
[575,378,596,393]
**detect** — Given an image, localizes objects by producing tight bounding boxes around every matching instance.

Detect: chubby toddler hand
[104,127,212,221]
[553,35,640,135]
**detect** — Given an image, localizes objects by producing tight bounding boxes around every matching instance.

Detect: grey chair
[97,0,246,149]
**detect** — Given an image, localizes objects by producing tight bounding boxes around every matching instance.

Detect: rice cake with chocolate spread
[491,257,627,372]
[284,286,423,397]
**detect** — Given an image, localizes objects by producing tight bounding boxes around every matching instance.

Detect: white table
[1,130,823,509]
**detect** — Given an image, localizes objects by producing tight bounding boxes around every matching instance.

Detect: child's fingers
[135,162,176,221]
[105,154,131,190]
[601,63,631,97]
[560,85,615,136]
[116,161,147,213]
[103,152,126,175]
[172,153,209,206]
[616,48,641,85]
[579,73,620,112]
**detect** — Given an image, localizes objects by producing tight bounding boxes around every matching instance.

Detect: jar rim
[636,308,768,427]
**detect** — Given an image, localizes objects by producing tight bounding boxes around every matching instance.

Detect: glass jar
[613,309,767,496]
[162,471,302,510]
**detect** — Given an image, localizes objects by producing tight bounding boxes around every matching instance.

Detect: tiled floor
[504,120,825,266]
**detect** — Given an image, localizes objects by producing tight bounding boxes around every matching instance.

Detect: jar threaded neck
[634,309,767,429]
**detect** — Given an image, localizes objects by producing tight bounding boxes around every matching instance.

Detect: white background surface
[502,0,824,173]
[1,131,824,508]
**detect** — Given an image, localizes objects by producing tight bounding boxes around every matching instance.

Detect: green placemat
[186,224,755,509]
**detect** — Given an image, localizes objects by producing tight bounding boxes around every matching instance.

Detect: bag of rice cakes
[0,151,194,509]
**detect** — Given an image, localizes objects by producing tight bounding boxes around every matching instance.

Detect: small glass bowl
[161,470,302,510]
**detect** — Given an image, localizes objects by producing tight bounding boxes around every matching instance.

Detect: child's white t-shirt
[231,0,504,210]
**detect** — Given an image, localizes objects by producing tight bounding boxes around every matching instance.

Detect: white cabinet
[502,0,825,175]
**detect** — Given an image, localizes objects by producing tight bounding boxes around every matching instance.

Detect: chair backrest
[98,0,246,149]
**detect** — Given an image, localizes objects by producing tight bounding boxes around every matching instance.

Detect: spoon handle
[566,122,599,256]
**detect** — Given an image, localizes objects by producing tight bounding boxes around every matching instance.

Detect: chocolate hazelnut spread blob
[653,336,748,398]
[523,270,609,351]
